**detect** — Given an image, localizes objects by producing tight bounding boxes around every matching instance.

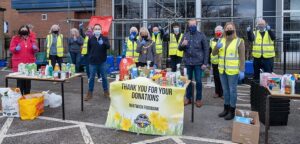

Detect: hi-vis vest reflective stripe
[169,33,183,57]
[218,38,241,75]
[152,33,163,54]
[46,34,64,58]
[210,38,218,64]
[252,30,275,58]
[126,37,139,62]
[81,36,89,55]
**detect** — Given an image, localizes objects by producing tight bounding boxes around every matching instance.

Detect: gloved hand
[266,25,271,30]
[98,38,103,45]
[158,25,162,30]
[79,22,84,29]
[216,40,223,49]
[129,34,135,40]
[140,39,146,45]
[239,71,245,80]
[15,44,21,51]
[246,26,251,32]
[32,45,38,51]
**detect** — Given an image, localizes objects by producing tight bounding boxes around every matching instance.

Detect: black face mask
[19,31,29,36]
[141,36,148,40]
[225,30,234,36]
[52,31,59,34]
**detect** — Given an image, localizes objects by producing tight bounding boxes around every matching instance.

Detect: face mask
[20,31,29,36]
[141,36,148,40]
[52,31,59,34]
[215,31,222,38]
[131,31,137,36]
[225,30,234,36]
[153,32,159,36]
[173,28,180,34]
[257,26,266,32]
[189,25,197,33]
[94,30,101,37]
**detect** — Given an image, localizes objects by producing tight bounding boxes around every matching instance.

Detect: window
[41,14,47,20]
[284,0,300,11]
[202,0,231,17]
[114,0,143,19]
[284,12,300,31]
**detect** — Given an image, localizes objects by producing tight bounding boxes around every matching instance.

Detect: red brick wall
[96,0,112,16]
[0,0,76,38]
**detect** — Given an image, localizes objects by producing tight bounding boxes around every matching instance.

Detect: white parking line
[5,125,79,138]
[38,116,107,129]
[134,136,234,144]
[79,124,95,144]
[0,118,14,144]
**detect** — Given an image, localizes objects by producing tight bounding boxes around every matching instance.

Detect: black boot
[224,107,236,120]
[218,104,230,117]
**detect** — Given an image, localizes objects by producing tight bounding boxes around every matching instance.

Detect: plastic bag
[42,91,50,107]
[19,93,44,120]
[0,88,22,117]
[48,93,62,108]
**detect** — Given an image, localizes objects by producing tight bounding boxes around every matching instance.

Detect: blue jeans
[186,65,203,100]
[88,63,108,92]
[220,73,239,107]
[83,55,100,79]
[70,52,81,73]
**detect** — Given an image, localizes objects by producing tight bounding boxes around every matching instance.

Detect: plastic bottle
[53,63,60,79]
[175,64,181,84]
[48,63,53,77]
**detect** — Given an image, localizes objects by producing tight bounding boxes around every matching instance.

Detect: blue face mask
[131,31,137,36]
[154,32,159,35]
[189,25,197,33]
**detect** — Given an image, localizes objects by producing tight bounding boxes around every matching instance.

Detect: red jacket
[9,35,39,72]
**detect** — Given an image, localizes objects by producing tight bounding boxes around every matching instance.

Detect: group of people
[124,18,275,120]
[9,17,275,120]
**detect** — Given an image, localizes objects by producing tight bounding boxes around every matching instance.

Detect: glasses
[94,28,101,30]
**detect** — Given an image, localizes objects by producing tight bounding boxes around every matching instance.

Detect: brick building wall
[95,0,112,16]
[0,8,5,59]
[0,0,113,39]
[0,0,77,38]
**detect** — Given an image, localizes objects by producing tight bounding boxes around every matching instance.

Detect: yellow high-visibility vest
[169,33,183,57]
[210,38,219,65]
[126,37,139,62]
[46,34,64,58]
[218,38,242,75]
[252,30,275,58]
[81,36,89,55]
[152,33,163,54]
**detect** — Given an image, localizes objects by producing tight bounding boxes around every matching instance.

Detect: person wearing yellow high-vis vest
[210,26,223,99]
[124,27,139,64]
[46,24,64,68]
[247,18,275,80]
[151,26,164,68]
[212,22,245,120]
[168,23,183,72]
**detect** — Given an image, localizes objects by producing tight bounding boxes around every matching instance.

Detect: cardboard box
[232,109,260,144]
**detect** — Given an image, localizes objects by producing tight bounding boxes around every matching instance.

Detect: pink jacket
[9,35,39,72]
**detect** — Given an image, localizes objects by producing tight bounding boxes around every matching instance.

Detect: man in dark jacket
[179,19,209,108]
[85,24,110,101]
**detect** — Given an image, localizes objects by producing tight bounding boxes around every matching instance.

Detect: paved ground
[0,69,300,144]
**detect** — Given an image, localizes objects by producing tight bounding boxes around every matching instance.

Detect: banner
[88,16,113,36]
[105,77,186,135]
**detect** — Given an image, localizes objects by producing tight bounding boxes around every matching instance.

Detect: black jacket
[87,35,110,65]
